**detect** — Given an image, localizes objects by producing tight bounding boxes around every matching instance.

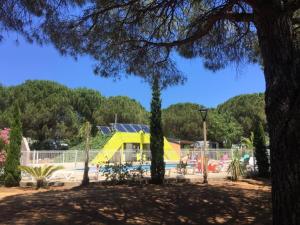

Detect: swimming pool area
[20,148,255,183]
[75,163,195,173]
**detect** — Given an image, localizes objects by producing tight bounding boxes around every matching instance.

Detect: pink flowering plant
[0,128,10,145]
[0,128,10,166]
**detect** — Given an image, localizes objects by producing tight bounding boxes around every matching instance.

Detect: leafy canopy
[1,80,265,146]
[0,80,148,146]
[96,96,149,125]
[44,0,260,85]
[162,103,243,145]
[217,93,266,137]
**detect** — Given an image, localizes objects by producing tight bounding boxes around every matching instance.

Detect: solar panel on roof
[103,123,150,133]
[123,124,136,132]
[115,123,127,132]
[131,124,142,132]
[141,125,150,133]
[99,126,111,135]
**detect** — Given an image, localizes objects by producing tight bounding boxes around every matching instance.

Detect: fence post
[32,150,35,165]
[74,150,78,169]
[121,144,124,163]
[201,148,204,174]
[252,148,256,172]
[62,151,65,164]
[36,151,39,165]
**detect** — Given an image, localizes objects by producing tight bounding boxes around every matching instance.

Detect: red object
[208,164,218,172]
[197,161,202,172]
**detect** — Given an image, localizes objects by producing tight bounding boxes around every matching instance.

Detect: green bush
[177,161,188,175]
[71,134,112,150]
[4,173,17,187]
[0,139,5,151]
[0,167,5,184]
[102,161,145,184]
[227,150,245,181]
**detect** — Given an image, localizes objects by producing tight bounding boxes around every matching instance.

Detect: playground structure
[91,130,180,165]
[91,123,181,164]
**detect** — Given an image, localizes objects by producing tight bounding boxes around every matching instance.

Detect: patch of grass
[52,134,112,163]
[71,134,112,150]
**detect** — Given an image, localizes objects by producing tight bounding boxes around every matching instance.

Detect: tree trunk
[256,8,300,225]
[82,136,90,186]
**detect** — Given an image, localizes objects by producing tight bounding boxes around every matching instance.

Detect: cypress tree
[4,104,22,187]
[150,76,165,184]
[253,121,270,178]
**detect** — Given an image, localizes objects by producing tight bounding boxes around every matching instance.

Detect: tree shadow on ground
[0,180,271,225]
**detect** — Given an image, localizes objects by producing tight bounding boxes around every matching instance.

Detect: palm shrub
[19,165,64,189]
[228,150,244,181]
[241,132,254,149]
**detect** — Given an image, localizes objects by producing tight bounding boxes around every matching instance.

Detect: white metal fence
[20,148,254,171]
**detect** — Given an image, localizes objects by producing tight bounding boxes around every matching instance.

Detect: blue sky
[0,35,265,110]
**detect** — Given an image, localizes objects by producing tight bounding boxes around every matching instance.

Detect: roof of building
[97,123,150,135]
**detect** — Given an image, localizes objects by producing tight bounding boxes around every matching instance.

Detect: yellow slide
[91,132,124,164]
[92,131,180,165]
[163,138,180,161]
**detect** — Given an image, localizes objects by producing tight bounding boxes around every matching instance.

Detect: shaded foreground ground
[0,180,271,225]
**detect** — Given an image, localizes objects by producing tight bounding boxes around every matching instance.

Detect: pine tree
[4,104,22,187]
[150,76,165,184]
[253,121,270,178]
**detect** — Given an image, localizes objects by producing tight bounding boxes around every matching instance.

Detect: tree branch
[125,11,253,48]
[286,0,300,12]
[224,12,254,22]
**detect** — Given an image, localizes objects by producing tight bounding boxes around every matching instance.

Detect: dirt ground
[0,179,271,225]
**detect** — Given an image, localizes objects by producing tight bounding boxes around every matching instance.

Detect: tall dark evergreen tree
[4,104,22,187]
[253,121,270,178]
[150,76,165,185]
